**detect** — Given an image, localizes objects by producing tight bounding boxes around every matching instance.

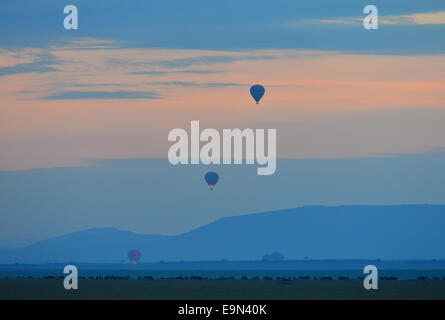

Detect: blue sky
[1,1,445,53]
[1,1,445,247]
[1,151,445,247]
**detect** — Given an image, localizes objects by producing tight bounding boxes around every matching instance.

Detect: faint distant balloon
[128,250,142,264]
[250,84,265,104]
[204,172,219,190]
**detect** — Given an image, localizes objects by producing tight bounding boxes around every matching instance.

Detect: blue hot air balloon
[204,172,219,190]
[128,249,142,264]
[250,84,265,104]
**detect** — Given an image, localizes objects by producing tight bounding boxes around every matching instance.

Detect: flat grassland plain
[1,279,445,300]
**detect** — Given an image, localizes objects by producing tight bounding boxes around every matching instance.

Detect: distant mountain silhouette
[0,228,166,264]
[1,205,444,263]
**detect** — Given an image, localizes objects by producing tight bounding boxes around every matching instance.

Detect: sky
[1,154,445,247]
[0,1,445,245]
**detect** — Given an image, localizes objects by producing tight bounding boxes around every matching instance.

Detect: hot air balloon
[128,249,142,264]
[250,84,265,104]
[204,172,219,190]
